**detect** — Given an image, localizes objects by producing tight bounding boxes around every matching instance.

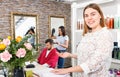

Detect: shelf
[112,58,120,64]
[75,30,83,32]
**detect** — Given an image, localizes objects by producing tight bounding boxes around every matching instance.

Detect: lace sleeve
[80,31,114,74]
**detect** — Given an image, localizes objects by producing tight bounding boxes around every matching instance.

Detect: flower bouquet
[0,35,35,77]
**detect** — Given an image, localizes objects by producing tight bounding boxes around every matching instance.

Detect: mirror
[11,12,39,48]
[49,16,66,37]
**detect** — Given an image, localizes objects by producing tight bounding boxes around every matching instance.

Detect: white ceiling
[48,0,100,4]
[49,0,115,5]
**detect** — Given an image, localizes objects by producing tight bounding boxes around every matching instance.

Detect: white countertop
[25,62,70,77]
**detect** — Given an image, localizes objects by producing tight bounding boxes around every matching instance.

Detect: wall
[0,0,71,67]
[100,0,120,16]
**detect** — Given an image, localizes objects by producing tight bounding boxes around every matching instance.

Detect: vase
[7,66,25,77]
[13,67,24,77]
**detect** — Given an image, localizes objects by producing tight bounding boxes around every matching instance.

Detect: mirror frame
[10,12,39,47]
[48,15,66,37]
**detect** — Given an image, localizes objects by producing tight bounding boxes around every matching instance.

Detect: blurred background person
[51,26,69,68]
[25,27,35,48]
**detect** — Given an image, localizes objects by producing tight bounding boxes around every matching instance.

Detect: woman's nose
[88,15,92,20]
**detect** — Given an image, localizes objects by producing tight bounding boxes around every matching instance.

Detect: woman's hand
[51,68,69,75]
[57,52,71,58]
[56,42,60,45]
[56,40,69,48]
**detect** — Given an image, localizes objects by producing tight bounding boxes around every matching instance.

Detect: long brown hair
[83,3,105,36]
[58,26,66,36]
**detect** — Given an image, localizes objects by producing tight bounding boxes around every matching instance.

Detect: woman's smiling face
[84,8,101,29]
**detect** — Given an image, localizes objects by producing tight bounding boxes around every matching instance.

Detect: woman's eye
[84,14,88,17]
[91,13,95,16]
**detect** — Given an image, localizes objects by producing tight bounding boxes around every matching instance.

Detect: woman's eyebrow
[85,11,96,15]
[91,11,97,14]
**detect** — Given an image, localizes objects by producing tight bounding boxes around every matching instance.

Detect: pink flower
[24,43,32,50]
[0,50,12,62]
[2,38,11,46]
[16,48,26,58]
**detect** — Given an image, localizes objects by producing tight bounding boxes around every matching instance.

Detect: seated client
[38,39,58,68]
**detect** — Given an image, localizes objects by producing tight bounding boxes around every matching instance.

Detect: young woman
[55,26,69,68]
[52,3,113,77]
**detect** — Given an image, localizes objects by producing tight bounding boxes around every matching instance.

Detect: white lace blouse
[77,27,113,77]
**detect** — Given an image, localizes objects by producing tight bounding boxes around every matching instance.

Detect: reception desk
[25,62,70,77]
